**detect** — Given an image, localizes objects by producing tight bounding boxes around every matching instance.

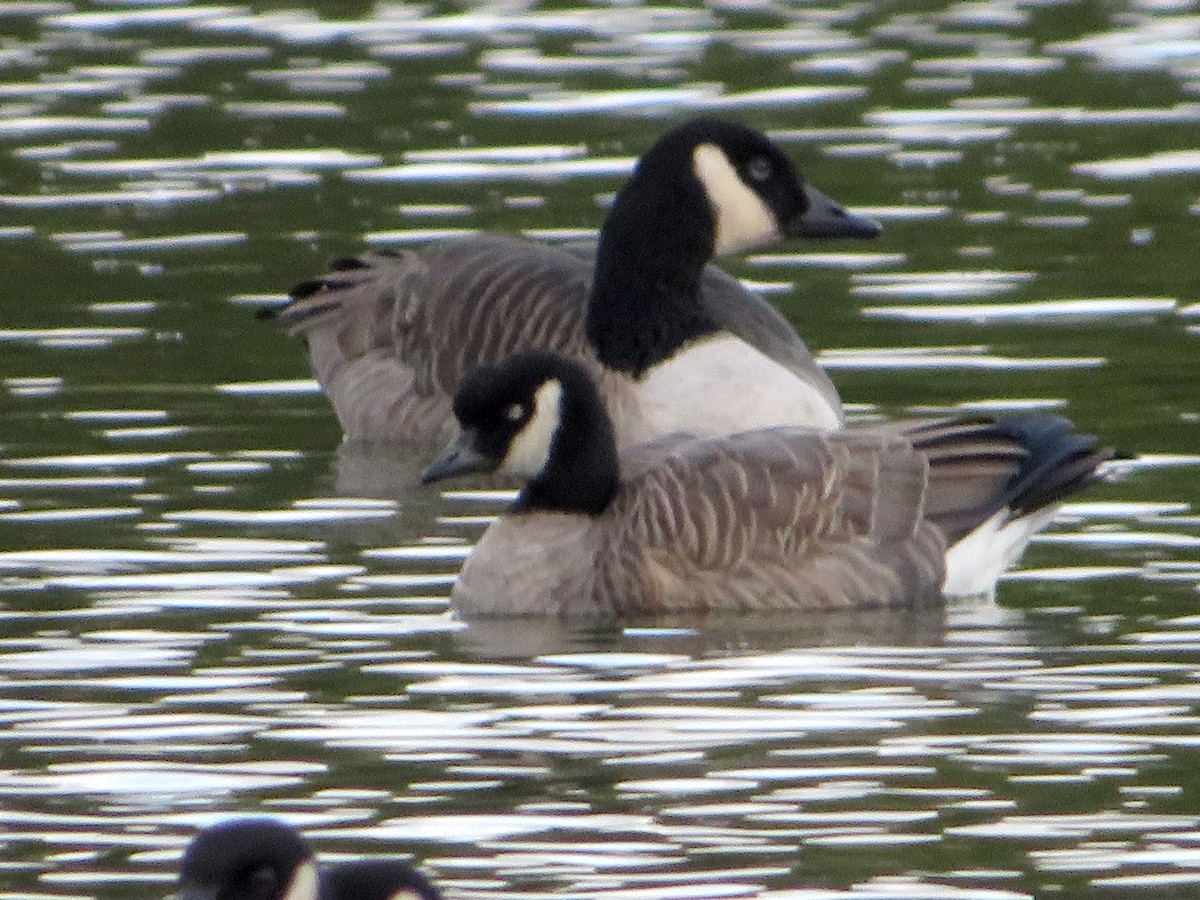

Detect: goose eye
[746,156,772,183]
[504,403,526,423]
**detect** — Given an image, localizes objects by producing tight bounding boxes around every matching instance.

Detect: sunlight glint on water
[1,1,1200,898]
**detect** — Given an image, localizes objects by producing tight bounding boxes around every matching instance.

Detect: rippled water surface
[3,1,1200,897]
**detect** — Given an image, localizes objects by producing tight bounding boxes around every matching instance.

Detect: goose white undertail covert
[423,351,1112,617]
[276,119,881,448]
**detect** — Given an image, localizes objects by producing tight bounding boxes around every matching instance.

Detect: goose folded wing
[280,235,594,392]
[596,428,947,614]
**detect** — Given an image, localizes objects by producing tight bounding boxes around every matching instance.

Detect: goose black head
[422,352,619,516]
[622,118,882,257]
[177,819,316,900]
[321,859,443,900]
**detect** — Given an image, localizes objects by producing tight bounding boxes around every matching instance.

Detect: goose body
[422,352,1112,617]
[277,119,880,447]
[176,818,440,900]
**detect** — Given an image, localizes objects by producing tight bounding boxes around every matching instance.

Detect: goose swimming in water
[422,351,1112,617]
[275,118,881,448]
[175,817,441,900]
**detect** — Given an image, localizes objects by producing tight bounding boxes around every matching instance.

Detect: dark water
[3,1,1200,898]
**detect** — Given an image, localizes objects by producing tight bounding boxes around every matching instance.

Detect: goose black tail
[903,414,1114,547]
[990,415,1113,516]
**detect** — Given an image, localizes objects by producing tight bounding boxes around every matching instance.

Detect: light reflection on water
[7,598,1200,897]
[3,0,1200,898]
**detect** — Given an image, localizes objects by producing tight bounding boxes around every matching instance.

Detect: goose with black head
[275,119,880,448]
[423,351,1112,617]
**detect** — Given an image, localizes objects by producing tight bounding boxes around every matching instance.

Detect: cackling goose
[276,118,881,448]
[176,818,440,900]
[421,351,1112,617]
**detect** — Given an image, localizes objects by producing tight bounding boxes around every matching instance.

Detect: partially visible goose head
[177,819,317,900]
[422,351,619,517]
[176,818,440,900]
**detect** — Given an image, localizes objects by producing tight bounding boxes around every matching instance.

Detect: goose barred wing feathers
[596,427,947,614]
[280,237,595,443]
[588,417,1108,615]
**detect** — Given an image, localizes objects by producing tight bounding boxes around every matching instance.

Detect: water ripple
[0,2,1197,897]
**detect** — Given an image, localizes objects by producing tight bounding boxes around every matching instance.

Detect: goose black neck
[513,371,620,517]
[585,160,720,377]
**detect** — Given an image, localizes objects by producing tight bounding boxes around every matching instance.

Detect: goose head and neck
[177,818,318,900]
[422,352,619,517]
[177,818,442,900]
[585,118,881,377]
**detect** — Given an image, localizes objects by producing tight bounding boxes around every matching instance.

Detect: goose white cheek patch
[282,861,319,900]
[502,379,562,477]
[692,143,779,255]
